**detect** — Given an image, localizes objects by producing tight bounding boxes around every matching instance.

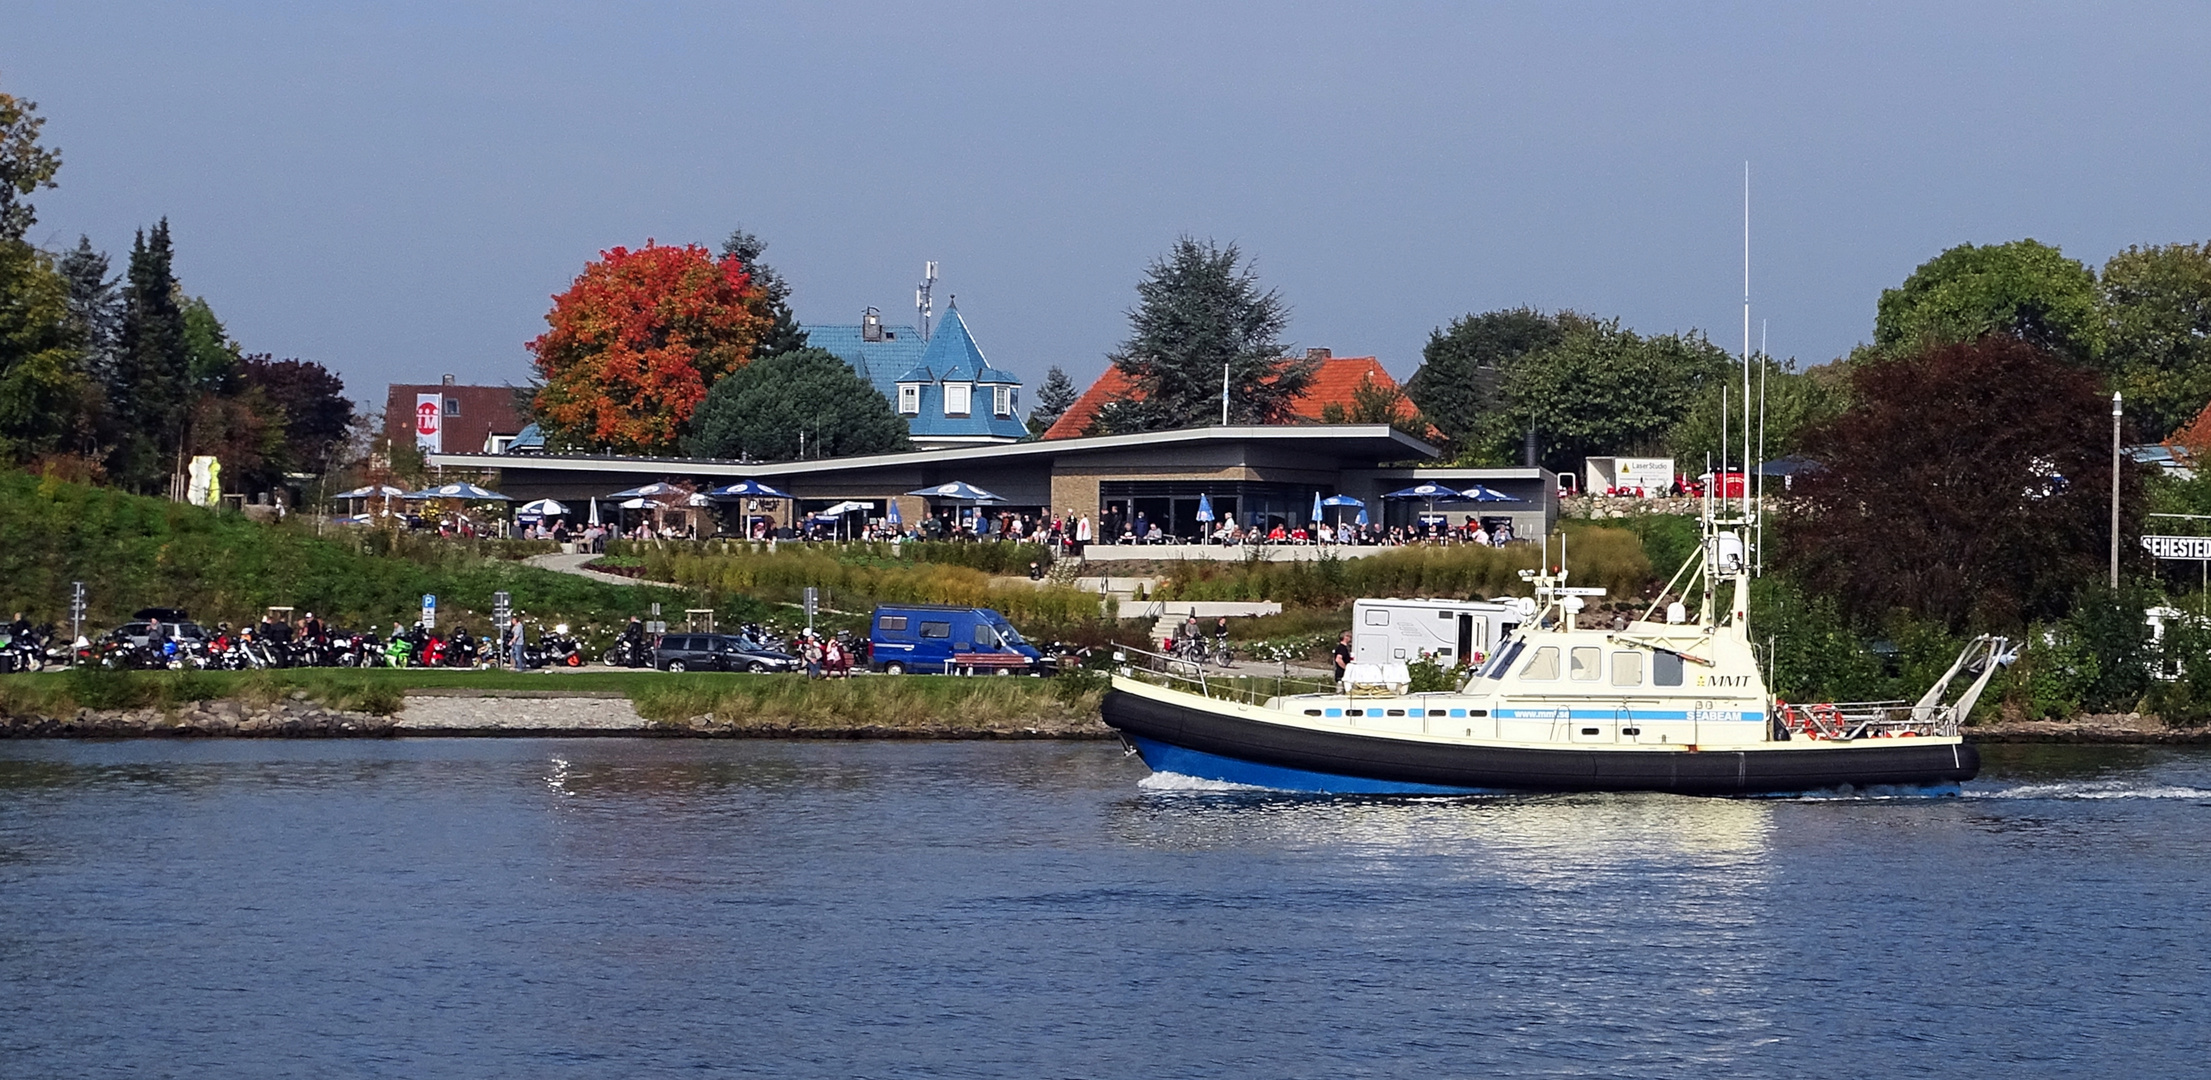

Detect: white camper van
[1349,598,1525,668]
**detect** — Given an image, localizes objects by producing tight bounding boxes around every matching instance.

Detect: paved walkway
[525,551,644,586]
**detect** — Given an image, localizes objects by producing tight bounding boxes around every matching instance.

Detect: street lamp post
[2112,391,2123,589]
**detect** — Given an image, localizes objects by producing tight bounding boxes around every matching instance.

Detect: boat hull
[1104,688,1979,796]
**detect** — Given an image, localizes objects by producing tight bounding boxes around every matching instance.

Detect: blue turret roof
[801,302,1028,445]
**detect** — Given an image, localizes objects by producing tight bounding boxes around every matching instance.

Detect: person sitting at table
[1267,523,1288,543]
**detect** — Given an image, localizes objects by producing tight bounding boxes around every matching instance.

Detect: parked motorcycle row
[0,613,589,672]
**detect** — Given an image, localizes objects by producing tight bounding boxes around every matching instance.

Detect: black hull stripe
[1103,689,1979,795]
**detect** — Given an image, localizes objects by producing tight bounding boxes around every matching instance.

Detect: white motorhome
[1350,597,1525,668]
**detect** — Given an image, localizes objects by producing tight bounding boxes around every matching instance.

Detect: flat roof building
[431,424,1558,541]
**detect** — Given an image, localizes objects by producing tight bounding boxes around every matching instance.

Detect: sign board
[421,592,437,630]
[2143,535,2211,560]
[1586,456,1673,494]
[803,587,818,617]
[415,393,443,453]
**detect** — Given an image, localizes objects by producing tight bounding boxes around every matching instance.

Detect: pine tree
[1095,237,1310,434]
[56,237,118,385]
[722,227,809,358]
[111,220,192,490]
[1026,365,1078,435]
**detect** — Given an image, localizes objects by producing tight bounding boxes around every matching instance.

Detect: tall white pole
[1222,362,1231,425]
[2112,391,2123,588]
[1742,161,1752,521]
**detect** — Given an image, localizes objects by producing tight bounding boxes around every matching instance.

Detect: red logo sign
[417,401,439,435]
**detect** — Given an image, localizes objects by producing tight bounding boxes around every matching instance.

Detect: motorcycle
[602,636,651,668]
[537,624,583,668]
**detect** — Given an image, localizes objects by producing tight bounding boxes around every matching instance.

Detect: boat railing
[1110,641,1338,706]
[1781,699,1965,740]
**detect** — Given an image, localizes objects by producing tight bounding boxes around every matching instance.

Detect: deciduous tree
[1405,308,1563,453]
[1874,239,2103,363]
[0,81,62,243]
[1093,237,1312,433]
[1780,337,2142,631]
[683,347,909,462]
[528,241,766,455]
[2102,242,2211,440]
[1498,314,1732,474]
[0,238,88,463]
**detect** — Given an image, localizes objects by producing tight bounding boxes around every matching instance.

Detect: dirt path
[524,551,643,586]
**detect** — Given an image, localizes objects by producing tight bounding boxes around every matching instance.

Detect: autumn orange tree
[528,241,766,454]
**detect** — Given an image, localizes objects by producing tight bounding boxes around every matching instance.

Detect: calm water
[2,737,2208,1079]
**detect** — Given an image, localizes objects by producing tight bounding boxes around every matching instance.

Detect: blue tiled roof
[803,321,927,404]
[802,304,1028,443]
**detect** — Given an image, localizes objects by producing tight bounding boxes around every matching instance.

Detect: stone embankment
[3,695,398,737]
[1966,714,2211,743]
[1,689,1111,739]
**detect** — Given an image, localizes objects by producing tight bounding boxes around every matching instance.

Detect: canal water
[2,738,2206,1078]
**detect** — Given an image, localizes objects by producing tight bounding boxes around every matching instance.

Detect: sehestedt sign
[2142,535,2211,560]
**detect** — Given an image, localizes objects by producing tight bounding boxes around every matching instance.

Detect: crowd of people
[510,504,1530,552]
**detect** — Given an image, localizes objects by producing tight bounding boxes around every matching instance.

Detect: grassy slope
[0,470,692,643]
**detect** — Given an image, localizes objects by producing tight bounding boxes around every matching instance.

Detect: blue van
[869,604,1043,675]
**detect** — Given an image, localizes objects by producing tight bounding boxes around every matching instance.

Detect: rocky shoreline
[0,690,1115,740]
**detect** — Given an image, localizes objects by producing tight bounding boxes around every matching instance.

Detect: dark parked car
[653,633,802,673]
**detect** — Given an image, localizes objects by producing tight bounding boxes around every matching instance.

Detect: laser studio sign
[2142,535,2211,561]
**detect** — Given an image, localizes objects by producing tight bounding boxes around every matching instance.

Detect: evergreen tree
[111,220,192,490]
[1026,364,1078,435]
[683,347,909,462]
[1404,308,1562,453]
[722,227,808,358]
[1094,237,1310,434]
[56,237,118,386]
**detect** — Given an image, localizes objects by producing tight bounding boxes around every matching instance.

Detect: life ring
[1807,703,1843,738]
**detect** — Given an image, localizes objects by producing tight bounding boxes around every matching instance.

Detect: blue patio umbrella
[1356,507,1369,526]
[607,481,689,499]
[1195,493,1214,523]
[401,481,512,501]
[1319,493,1363,534]
[886,500,902,526]
[1310,491,1323,523]
[907,481,1004,503]
[1383,481,1472,525]
[709,479,793,499]
[1460,484,1523,502]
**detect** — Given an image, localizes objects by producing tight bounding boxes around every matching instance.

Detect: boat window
[1363,609,1390,626]
[919,621,951,640]
[1570,647,1601,681]
[1478,641,1523,679]
[1521,646,1559,680]
[1612,651,1643,686]
[1654,650,1684,686]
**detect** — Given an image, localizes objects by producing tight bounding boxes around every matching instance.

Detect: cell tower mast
[917,261,939,341]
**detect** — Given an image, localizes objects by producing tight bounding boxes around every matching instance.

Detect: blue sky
[7,1,2208,405]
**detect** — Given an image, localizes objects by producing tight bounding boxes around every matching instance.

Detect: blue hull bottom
[1130,736,1502,795]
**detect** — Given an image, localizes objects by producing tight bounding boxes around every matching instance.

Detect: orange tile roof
[1042,356,1418,439]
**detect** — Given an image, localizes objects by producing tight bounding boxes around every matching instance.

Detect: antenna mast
[917,261,938,341]
[1742,161,1752,520]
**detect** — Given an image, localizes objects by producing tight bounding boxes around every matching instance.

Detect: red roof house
[1043,350,1422,439]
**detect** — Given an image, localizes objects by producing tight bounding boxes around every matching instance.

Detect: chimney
[861,308,884,343]
[441,373,455,385]
[1305,348,1331,361]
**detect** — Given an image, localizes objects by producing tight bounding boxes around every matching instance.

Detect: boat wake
[1967,780,2211,801]
[1136,771,1276,794]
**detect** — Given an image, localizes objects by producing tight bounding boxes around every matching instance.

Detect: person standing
[507,616,528,671]
[1332,631,1353,685]
[1076,514,1092,553]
